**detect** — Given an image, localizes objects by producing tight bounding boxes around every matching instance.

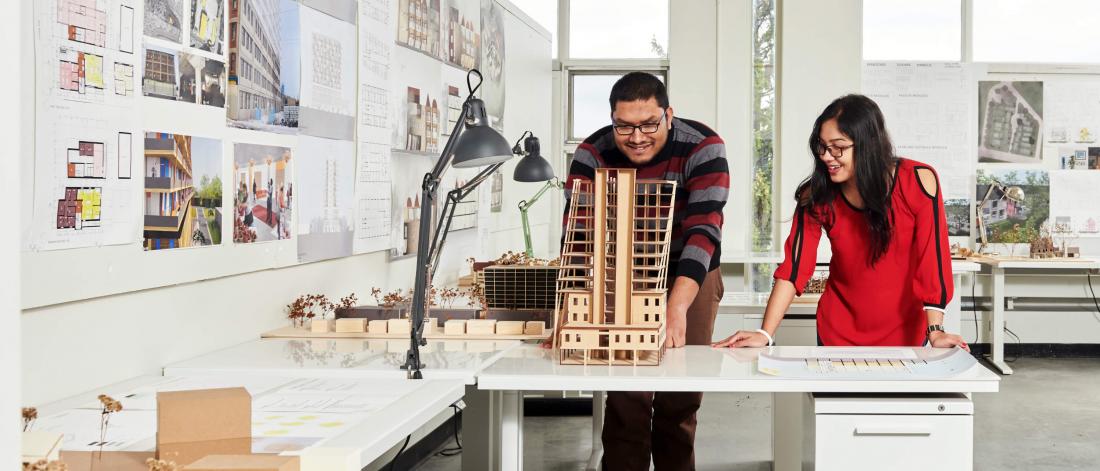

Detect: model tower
[555,168,676,365]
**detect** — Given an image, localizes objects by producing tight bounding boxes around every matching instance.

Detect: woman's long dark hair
[797,94,897,265]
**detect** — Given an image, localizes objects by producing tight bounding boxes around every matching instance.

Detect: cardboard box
[309,319,332,333]
[367,319,389,334]
[387,318,412,335]
[524,321,546,336]
[443,319,466,335]
[183,454,300,471]
[496,321,525,335]
[465,319,497,335]
[333,318,366,333]
[60,450,156,471]
[157,388,251,466]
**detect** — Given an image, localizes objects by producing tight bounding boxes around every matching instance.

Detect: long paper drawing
[354,0,396,255]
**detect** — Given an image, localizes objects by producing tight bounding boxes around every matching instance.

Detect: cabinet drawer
[813,413,972,471]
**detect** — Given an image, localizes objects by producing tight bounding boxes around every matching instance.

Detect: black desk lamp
[404,69,514,379]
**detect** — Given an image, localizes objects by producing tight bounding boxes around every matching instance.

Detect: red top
[774,158,953,347]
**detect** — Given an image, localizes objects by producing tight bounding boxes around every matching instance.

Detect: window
[570,72,666,140]
[973,0,1100,63]
[862,0,961,61]
[568,0,667,59]
[749,0,778,292]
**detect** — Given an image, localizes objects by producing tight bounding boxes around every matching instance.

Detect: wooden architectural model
[555,169,676,366]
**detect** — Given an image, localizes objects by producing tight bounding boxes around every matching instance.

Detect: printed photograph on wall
[975,169,1049,244]
[145,0,186,44]
[143,132,223,250]
[479,0,505,131]
[977,81,1043,164]
[233,142,293,243]
[443,0,480,70]
[226,0,301,133]
[201,59,226,106]
[397,0,442,59]
[141,43,180,100]
[190,0,225,54]
[944,198,969,237]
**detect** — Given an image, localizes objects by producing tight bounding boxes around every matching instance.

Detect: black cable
[388,435,411,471]
[1087,272,1100,322]
[1004,326,1021,363]
[436,405,463,457]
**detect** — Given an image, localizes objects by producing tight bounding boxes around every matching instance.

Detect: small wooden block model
[555,169,675,366]
[333,318,366,333]
[443,319,466,335]
[422,317,438,335]
[496,320,525,335]
[524,320,545,336]
[310,319,332,333]
[465,319,497,335]
[387,318,412,335]
[367,319,389,334]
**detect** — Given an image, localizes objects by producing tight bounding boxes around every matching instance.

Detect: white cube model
[466,319,497,335]
[443,319,466,335]
[387,318,412,335]
[524,321,545,336]
[310,319,332,333]
[496,321,525,335]
[368,319,389,334]
[334,318,366,333]
[803,393,974,471]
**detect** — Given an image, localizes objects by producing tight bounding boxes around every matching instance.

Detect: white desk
[35,374,464,471]
[969,256,1100,374]
[477,344,1000,471]
[163,338,523,384]
[163,338,524,471]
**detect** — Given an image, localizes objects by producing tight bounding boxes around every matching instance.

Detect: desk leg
[946,273,964,335]
[463,385,497,471]
[586,391,605,471]
[987,267,1013,375]
[773,392,804,471]
[500,390,524,471]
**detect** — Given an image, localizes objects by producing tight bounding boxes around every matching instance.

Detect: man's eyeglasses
[612,113,666,136]
[814,142,854,158]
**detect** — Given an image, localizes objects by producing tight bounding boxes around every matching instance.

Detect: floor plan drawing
[66,140,107,179]
[57,0,108,47]
[56,186,104,230]
[114,62,134,96]
[59,47,106,96]
[118,131,133,179]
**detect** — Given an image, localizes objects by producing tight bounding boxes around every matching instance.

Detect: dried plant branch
[23,407,37,432]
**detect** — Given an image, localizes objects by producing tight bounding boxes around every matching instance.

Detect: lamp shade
[1004,186,1025,202]
[451,98,513,168]
[513,135,555,182]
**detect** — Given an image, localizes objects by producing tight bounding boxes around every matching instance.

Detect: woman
[714,95,968,349]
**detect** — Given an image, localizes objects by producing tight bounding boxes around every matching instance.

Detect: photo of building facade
[227,0,299,131]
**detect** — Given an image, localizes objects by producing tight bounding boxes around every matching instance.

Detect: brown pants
[601,269,723,471]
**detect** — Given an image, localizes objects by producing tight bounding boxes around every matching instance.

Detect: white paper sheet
[300,5,357,117]
[862,62,975,199]
[1049,170,1100,237]
[78,376,296,411]
[36,409,156,452]
[297,136,357,262]
[31,0,141,251]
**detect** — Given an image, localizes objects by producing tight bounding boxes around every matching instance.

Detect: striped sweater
[563,117,729,285]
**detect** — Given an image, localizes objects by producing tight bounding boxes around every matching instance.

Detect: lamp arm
[426,163,504,284]
[518,178,562,257]
[975,179,1004,253]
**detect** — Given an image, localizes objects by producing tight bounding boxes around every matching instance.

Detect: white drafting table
[163,338,523,384]
[34,374,464,471]
[969,256,1100,374]
[163,338,524,471]
[477,344,1000,471]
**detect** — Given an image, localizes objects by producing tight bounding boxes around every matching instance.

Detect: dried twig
[22,406,37,432]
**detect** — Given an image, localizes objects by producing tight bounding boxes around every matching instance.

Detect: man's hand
[662,307,687,348]
[928,330,970,352]
[712,330,770,348]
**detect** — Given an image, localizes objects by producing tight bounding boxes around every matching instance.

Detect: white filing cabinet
[803,393,974,471]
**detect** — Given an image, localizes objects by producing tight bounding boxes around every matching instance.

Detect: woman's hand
[928,330,970,352]
[712,330,770,348]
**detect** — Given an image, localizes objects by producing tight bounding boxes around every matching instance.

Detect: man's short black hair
[609,72,669,113]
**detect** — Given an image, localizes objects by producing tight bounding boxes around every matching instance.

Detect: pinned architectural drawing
[556,169,676,366]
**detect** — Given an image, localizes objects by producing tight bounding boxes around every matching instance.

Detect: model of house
[555,168,676,366]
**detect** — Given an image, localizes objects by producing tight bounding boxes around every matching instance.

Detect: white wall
[21,0,553,406]
[4,0,24,466]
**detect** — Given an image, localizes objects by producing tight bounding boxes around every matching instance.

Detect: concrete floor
[416,357,1100,470]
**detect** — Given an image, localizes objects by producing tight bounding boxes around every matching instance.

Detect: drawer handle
[854,425,932,436]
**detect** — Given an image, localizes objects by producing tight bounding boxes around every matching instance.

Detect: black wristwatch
[926,324,945,336]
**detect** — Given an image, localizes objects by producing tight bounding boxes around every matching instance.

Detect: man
[563,72,728,470]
